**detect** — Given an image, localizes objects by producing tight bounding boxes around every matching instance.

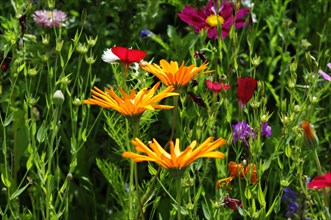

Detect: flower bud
[42,34,50,45]
[311,96,318,104]
[28,68,38,77]
[86,35,98,48]
[56,40,64,52]
[294,105,301,113]
[252,54,262,67]
[76,42,88,54]
[53,90,65,106]
[72,97,81,106]
[85,55,96,65]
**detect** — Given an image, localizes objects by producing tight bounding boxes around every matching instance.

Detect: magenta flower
[318,63,331,81]
[178,0,250,39]
[33,9,67,27]
[206,79,231,92]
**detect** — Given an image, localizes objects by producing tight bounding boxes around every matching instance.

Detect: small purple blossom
[318,63,331,81]
[33,9,67,27]
[261,122,272,137]
[282,188,299,218]
[140,29,153,38]
[232,121,255,146]
[232,121,272,146]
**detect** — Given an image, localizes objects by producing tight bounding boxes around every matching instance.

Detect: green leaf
[148,164,157,176]
[10,183,30,200]
[1,173,11,188]
[3,111,14,126]
[258,183,266,207]
[37,123,47,143]
[17,62,26,73]
[285,144,291,158]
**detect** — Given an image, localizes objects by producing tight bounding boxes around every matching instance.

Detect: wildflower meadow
[1,0,331,219]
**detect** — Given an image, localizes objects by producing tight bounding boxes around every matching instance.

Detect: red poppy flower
[223,194,242,211]
[237,77,258,107]
[206,79,231,92]
[308,172,331,189]
[102,46,147,68]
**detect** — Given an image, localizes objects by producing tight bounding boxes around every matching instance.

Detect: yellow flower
[141,59,213,87]
[122,137,226,169]
[83,82,178,116]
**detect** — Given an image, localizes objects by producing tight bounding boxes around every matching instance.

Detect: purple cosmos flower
[318,63,331,81]
[232,121,255,146]
[178,0,250,39]
[261,122,272,137]
[33,9,67,27]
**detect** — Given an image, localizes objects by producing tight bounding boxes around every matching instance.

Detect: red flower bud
[237,77,258,107]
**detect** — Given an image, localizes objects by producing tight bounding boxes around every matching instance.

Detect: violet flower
[261,122,272,137]
[232,121,255,146]
[282,187,299,218]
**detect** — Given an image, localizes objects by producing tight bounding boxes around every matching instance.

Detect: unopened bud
[53,90,65,106]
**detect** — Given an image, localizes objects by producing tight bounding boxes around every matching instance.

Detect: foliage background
[1,0,330,219]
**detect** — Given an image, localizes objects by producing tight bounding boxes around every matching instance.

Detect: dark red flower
[188,92,207,108]
[206,79,231,92]
[223,194,242,211]
[237,77,258,107]
[102,46,147,68]
[308,172,331,189]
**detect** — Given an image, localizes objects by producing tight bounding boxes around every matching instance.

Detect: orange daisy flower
[141,59,213,87]
[122,137,226,170]
[83,82,178,116]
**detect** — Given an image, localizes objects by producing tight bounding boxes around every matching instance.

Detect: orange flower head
[141,59,213,87]
[228,161,244,177]
[122,137,226,170]
[83,82,179,116]
[302,120,317,146]
[244,163,258,184]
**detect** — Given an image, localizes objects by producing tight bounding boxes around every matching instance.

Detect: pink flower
[318,63,331,81]
[206,79,231,92]
[178,0,250,39]
[308,172,331,189]
[33,9,67,27]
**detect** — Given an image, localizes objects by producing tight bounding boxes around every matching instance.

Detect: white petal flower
[101,48,120,64]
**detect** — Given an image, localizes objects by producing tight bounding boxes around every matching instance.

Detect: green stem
[165,95,179,150]
[176,176,182,220]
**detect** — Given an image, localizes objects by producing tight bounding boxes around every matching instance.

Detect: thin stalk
[165,95,179,150]
[176,176,182,220]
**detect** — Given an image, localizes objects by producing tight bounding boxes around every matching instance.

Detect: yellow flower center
[205,15,224,27]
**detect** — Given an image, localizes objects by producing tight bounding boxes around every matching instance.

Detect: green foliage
[1,0,331,219]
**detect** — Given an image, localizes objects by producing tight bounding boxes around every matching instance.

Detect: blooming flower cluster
[33,9,67,27]
[232,121,271,146]
[178,0,250,39]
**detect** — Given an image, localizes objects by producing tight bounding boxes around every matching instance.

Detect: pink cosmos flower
[308,172,331,189]
[33,9,67,27]
[178,0,250,39]
[206,79,231,92]
[318,63,331,81]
